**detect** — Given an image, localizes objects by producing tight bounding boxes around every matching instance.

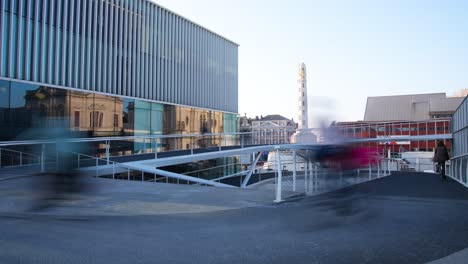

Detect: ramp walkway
[1,172,468,263]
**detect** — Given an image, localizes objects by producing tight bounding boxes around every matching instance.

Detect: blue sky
[153,0,468,125]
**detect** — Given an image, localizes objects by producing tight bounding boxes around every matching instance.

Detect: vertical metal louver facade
[0,0,239,113]
[450,95,468,184]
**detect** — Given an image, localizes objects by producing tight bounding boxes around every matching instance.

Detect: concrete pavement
[1,172,468,263]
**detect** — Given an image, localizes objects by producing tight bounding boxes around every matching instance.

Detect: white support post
[304,159,308,192]
[293,150,297,192]
[77,153,80,169]
[465,160,468,185]
[460,160,463,182]
[154,139,158,159]
[20,152,22,167]
[190,137,193,155]
[112,163,115,179]
[314,164,318,191]
[274,148,283,203]
[377,161,380,177]
[387,149,391,175]
[106,140,110,165]
[142,171,144,181]
[128,168,130,180]
[368,163,371,180]
[41,144,45,172]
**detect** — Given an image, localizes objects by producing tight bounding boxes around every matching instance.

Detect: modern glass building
[0,0,239,149]
[451,95,468,183]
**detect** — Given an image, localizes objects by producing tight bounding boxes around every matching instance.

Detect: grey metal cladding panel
[109,0,115,94]
[138,0,144,99]
[55,0,62,85]
[16,0,23,79]
[91,0,98,91]
[1,0,239,112]
[129,0,135,98]
[31,0,39,81]
[40,0,47,82]
[149,2,153,100]
[145,1,150,100]
[429,97,465,113]
[135,0,141,98]
[81,0,87,89]
[156,6,161,101]
[86,0,92,90]
[163,10,168,102]
[8,0,14,78]
[24,0,31,80]
[234,45,239,112]
[188,21,192,107]
[174,14,178,104]
[122,0,129,96]
[364,93,446,121]
[116,0,122,95]
[75,0,81,87]
[156,4,161,101]
[166,11,171,102]
[68,0,75,87]
[173,15,177,104]
[103,0,109,93]
[62,0,68,86]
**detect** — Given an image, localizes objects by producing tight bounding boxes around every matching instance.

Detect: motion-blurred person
[433,141,450,180]
[16,117,93,211]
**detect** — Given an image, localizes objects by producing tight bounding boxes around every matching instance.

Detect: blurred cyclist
[433,141,450,180]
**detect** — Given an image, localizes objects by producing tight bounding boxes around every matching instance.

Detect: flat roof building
[364,93,465,121]
[0,0,239,149]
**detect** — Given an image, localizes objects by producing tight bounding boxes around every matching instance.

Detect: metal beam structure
[241,152,262,188]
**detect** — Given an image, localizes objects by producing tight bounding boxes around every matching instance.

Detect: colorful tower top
[298,63,308,129]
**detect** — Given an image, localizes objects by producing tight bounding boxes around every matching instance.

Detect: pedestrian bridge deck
[1,172,468,263]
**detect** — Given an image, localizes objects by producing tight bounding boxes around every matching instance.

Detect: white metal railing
[0,147,42,168]
[447,153,468,187]
[1,131,463,200]
[272,150,394,203]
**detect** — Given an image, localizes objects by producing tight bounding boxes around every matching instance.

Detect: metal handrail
[0,131,254,147]
[451,153,468,160]
[0,147,42,168]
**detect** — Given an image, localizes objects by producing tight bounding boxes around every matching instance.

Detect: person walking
[433,141,450,180]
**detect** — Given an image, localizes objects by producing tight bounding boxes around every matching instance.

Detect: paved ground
[1,172,468,263]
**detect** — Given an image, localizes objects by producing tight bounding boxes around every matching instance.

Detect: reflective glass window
[122,98,134,136]
[134,100,150,135]
[0,80,10,140]
[151,102,163,134]
[0,80,9,108]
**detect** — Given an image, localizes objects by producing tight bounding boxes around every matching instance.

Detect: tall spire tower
[290,63,316,143]
[298,63,308,129]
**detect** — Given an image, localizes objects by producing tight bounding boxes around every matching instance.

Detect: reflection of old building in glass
[239,115,297,145]
[0,1,238,153]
